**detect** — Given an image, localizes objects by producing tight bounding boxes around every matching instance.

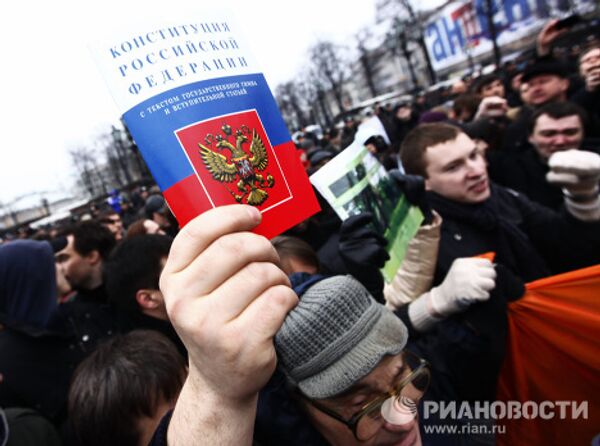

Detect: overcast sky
[0,0,441,209]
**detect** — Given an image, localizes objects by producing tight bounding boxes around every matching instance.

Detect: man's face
[101,214,124,241]
[55,262,72,298]
[424,133,490,204]
[152,210,171,230]
[395,106,412,121]
[366,143,378,155]
[450,80,467,95]
[305,354,422,446]
[55,235,97,290]
[580,48,600,77]
[526,75,568,106]
[529,114,583,161]
[480,79,505,98]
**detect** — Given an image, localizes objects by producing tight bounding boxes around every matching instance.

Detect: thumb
[546,171,579,186]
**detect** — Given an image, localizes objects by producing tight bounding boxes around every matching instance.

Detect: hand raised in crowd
[547,149,600,221]
[536,18,569,57]
[474,96,508,120]
[584,66,600,92]
[429,258,497,316]
[159,205,298,445]
[579,47,600,92]
[389,171,434,224]
[408,258,497,332]
[547,149,600,193]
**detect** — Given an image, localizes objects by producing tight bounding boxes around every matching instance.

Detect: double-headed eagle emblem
[199,123,275,206]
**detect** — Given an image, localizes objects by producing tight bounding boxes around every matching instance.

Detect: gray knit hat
[275,275,408,399]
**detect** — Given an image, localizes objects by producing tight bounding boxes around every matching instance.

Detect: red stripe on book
[163,141,320,239]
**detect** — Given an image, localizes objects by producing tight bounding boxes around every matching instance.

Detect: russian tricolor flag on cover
[90,12,319,238]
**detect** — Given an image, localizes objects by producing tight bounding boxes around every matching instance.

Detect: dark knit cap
[275,275,408,399]
[144,194,167,219]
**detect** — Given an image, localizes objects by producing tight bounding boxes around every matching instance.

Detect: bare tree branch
[308,40,351,113]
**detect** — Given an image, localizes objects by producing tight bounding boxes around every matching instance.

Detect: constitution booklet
[90,13,319,238]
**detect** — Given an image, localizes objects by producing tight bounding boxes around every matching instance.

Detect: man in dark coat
[488,101,591,211]
[54,221,115,304]
[501,59,571,153]
[393,123,600,432]
[401,122,600,284]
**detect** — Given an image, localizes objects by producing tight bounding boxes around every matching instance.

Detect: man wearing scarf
[399,122,600,287]
[391,123,600,444]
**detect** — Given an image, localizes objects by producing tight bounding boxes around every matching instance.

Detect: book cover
[90,12,319,238]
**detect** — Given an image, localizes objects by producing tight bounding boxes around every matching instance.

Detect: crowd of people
[1,17,599,446]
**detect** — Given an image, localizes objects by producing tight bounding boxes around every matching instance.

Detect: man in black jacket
[54,221,115,304]
[103,233,186,357]
[400,122,600,285]
[501,59,571,153]
[488,101,592,210]
[394,123,600,430]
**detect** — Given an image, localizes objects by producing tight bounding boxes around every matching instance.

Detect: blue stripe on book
[123,73,290,190]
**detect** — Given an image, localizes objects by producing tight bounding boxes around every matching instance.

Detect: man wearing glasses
[275,275,430,446]
[154,205,428,446]
[98,209,125,241]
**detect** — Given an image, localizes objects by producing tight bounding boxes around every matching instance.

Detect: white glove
[408,258,496,332]
[547,150,600,221]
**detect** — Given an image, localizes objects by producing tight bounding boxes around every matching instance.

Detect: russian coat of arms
[198,123,275,206]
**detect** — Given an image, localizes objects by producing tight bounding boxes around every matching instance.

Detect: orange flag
[497,265,600,445]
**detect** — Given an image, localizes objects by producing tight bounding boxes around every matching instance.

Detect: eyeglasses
[100,217,122,225]
[299,350,430,441]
